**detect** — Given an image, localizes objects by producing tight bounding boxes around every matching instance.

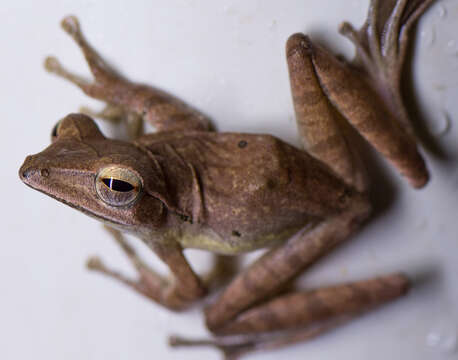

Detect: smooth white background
[2,1,458,359]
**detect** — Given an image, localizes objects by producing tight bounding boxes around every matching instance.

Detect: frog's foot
[45,56,142,138]
[86,227,168,306]
[87,226,207,310]
[87,227,190,310]
[171,274,409,359]
[338,0,435,134]
[59,16,122,83]
[170,319,347,360]
[44,54,113,102]
[44,16,128,106]
[44,56,91,89]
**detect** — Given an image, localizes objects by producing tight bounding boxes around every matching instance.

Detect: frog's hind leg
[287,0,434,189]
[339,0,436,135]
[171,274,408,359]
[203,192,372,332]
[286,35,369,192]
[173,192,408,358]
[287,33,428,189]
[171,193,408,358]
[45,16,211,132]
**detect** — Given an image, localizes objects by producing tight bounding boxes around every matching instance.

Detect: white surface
[1,1,458,359]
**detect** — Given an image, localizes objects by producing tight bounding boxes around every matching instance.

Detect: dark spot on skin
[40,169,49,177]
[335,54,346,63]
[267,179,276,189]
[238,140,247,149]
[232,230,241,237]
[178,214,193,224]
[338,188,352,206]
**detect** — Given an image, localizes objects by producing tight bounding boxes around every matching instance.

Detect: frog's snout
[19,156,33,181]
[19,155,50,186]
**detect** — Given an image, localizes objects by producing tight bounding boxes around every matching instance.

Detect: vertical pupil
[102,177,134,192]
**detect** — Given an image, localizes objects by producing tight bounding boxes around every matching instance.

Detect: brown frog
[19,1,433,358]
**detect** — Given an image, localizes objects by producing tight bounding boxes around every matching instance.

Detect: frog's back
[137,131,352,253]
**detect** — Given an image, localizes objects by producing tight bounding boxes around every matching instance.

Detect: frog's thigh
[286,34,367,192]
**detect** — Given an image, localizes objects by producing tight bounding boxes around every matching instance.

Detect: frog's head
[19,113,173,235]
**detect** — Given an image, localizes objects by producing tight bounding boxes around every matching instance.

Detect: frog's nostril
[19,164,35,181]
[19,156,41,181]
[20,166,32,180]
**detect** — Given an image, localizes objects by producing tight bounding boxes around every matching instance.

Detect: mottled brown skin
[19,1,433,358]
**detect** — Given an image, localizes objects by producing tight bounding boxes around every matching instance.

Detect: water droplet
[268,20,277,30]
[429,111,452,138]
[437,4,447,19]
[222,2,234,14]
[427,324,457,355]
[420,27,436,48]
[446,40,458,57]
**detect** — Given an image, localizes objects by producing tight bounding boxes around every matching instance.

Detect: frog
[19,0,434,358]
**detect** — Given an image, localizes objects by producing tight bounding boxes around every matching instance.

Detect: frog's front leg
[79,104,144,139]
[87,227,206,310]
[45,16,211,133]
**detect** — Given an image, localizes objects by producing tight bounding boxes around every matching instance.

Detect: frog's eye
[95,166,142,207]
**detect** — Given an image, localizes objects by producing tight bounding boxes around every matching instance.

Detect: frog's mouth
[21,180,125,227]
